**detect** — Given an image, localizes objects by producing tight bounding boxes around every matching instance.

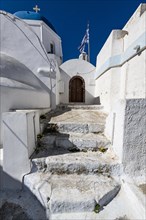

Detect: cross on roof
[33,5,40,13]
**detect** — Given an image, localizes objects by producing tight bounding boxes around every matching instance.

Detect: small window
[50,43,54,54]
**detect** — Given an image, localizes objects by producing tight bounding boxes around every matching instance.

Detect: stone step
[57,104,104,111]
[24,173,120,214]
[50,212,128,220]
[50,184,134,220]
[46,122,105,134]
[41,108,107,135]
[49,109,107,124]
[32,150,122,176]
[39,132,110,152]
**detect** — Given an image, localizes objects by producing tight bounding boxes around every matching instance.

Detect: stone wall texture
[123,99,146,178]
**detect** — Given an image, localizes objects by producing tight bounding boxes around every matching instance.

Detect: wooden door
[69,77,85,102]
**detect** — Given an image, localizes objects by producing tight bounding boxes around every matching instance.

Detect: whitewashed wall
[42,24,62,62]
[95,67,122,112]
[0,11,61,104]
[95,4,146,112]
[24,21,42,39]
[95,4,146,180]
[105,100,126,161]
[23,19,63,65]
[2,110,40,189]
[0,11,62,145]
[59,59,96,104]
[122,51,146,99]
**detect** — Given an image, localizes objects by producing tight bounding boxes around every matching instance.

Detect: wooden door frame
[69,76,85,103]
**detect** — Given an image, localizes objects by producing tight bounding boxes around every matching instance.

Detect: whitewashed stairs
[24,105,122,219]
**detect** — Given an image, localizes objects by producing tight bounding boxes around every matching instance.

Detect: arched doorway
[69,76,85,103]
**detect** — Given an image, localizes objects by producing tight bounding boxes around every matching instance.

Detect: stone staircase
[24,104,123,219]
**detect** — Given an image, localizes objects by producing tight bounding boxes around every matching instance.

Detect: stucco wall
[2,110,40,189]
[96,30,125,69]
[124,51,146,99]
[98,6,146,179]
[105,100,126,161]
[59,59,96,104]
[20,19,63,63]
[105,99,146,180]
[42,24,62,59]
[0,12,60,104]
[0,86,50,145]
[123,99,146,179]
[95,49,146,112]
[24,21,41,39]
[95,67,121,112]
[123,4,146,51]
[95,4,146,112]
[0,12,61,145]
[0,53,51,146]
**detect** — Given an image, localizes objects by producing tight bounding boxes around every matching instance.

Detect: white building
[94,4,146,176]
[0,10,62,146]
[0,9,97,147]
[0,3,146,190]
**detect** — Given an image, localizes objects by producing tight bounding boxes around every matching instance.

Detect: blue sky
[0,0,145,65]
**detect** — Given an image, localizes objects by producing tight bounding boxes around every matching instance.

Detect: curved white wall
[59,59,96,104]
[0,11,61,145]
[0,11,59,105]
[0,54,51,145]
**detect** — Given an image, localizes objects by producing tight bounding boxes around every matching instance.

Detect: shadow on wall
[0,167,48,220]
[1,54,57,108]
[94,96,101,105]
[0,54,57,145]
[1,54,47,91]
[59,69,99,104]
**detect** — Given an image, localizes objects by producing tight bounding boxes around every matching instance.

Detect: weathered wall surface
[105,99,146,180]
[123,99,146,178]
